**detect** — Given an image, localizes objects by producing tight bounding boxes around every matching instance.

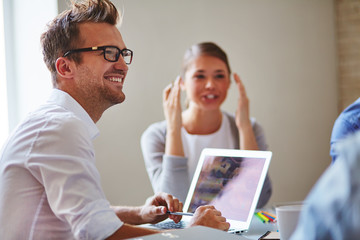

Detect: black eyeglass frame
[63,45,133,65]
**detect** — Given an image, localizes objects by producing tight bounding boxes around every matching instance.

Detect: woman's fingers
[234,73,247,98]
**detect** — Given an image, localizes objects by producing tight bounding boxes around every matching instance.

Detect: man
[0,0,229,239]
[330,97,360,162]
[291,130,360,239]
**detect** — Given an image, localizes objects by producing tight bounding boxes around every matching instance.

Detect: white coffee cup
[275,204,303,240]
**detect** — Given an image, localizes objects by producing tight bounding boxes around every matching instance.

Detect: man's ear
[55,57,75,79]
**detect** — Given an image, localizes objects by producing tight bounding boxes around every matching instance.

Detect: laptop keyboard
[152,220,187,229]
[152,220,238,233]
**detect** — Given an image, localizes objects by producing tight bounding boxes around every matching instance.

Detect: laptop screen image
[187,155,266,220]
[184,148,272,231]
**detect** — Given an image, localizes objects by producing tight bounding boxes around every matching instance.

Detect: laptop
[149,148,272,233]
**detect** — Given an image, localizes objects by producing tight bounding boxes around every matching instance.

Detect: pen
[166,211,194,216]
[259,231,271,239]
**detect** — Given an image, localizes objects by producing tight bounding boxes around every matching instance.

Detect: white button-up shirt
[0,89,123,239]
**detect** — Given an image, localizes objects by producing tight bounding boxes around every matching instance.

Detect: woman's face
[182,55,230,111]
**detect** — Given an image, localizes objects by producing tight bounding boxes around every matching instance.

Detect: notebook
[149,148,272,233]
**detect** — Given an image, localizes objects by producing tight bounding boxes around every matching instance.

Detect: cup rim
[276,204,303,211]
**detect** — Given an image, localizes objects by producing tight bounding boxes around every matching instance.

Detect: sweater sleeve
[251,118,268,151]
[140,121,190,202]
[250,118,272,207]
[251,118,272,207]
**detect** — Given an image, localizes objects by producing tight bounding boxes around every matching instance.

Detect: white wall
[0,0,9,147]
[92,0,338,206]
[3,0,56,135]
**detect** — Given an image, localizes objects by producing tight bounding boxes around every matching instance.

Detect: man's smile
[107,76,124,83]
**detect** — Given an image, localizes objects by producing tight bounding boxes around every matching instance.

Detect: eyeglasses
[63,46,133,65]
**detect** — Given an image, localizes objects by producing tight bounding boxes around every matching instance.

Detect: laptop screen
[187,155,267,221]
[184,148,272,227]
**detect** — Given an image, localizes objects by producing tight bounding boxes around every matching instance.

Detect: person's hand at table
[189,205,230,231]
[140,192,183,224]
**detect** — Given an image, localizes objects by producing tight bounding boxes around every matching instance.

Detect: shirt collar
[47,89,99,140]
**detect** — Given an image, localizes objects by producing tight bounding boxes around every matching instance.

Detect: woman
[141,42,272,207]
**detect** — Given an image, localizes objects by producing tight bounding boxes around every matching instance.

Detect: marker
[255,212,266,223]
[167,211,194,216]
[260,211,276,222]
[258,212,273,222]
[255,212,269,223]
[260,211,276,219]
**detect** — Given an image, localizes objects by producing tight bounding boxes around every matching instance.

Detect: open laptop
[150,148,272,233]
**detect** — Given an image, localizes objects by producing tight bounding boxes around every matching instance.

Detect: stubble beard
[77,66,126,111]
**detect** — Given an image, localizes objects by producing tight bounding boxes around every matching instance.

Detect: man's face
[72,22,129,109]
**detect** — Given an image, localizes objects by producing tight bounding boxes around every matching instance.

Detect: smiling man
[0,0,229,239]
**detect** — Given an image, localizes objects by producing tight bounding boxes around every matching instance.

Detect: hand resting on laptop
[121,192,230,232]
[189,205,230,231]
[142,194,230,232]
[140,193,230,231]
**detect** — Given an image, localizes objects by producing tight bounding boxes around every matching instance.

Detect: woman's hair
[180,42,231,79]
[40,0,120,87]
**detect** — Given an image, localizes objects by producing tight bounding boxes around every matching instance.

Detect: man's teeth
[108,77,123,83]
[206,95,216,99]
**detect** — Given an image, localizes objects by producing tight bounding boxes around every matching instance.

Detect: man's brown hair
[40,0,119,87]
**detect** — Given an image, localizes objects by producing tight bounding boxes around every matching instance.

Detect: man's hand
[189,205,230,231]
[140,192,183,224]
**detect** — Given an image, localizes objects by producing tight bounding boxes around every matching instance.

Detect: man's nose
[114,56,129,71]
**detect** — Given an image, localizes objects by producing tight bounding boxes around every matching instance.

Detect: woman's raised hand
[163,76,183,132]
[163,76,185,156]
[234,73,251,129]
[234,73,259,150]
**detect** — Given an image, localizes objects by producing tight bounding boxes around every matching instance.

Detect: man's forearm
[106,223,160,240]
[111,206,146,225]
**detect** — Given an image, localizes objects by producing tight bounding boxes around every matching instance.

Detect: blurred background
[2,0,359,207]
